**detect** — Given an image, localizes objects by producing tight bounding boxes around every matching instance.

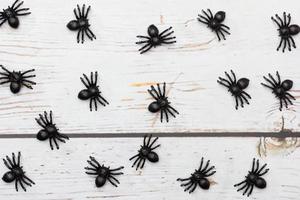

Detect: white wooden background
[0,0,299,199]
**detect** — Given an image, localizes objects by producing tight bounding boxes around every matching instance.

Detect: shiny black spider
[67,4,96,43]
[130,134,160,170]
[0,0,30,28]
[2,152,35,191]
[136,24,176,54]
[85,156,124,188]
[261,71,295,111]
[197,9,230,41]
[78,71,109,111]
[234,158,269,197]
[271,12,300,52]
[0,65,35,94]
[148,82,179,123]
[35,111,69,150]
[217,70,251,109]
[177,157,216,193]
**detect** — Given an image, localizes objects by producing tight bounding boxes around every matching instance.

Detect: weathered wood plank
[0,138,299,199]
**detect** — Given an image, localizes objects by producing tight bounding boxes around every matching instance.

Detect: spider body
[0,0,31,28]
[198,9,230,41]
[177,157,216,193]
[78,71,109,111]
[85,156,124,188]
[261,71,295,111]
[148,82,179,122]
[136,24,176,54]
[36,111,69,150]
[2,152,35,191]
[67,4,96,43]
[0,65,36,94]
[217,70,251,109]
[271,12,300,52]
[234,158,269,196]
[130,135,160,170]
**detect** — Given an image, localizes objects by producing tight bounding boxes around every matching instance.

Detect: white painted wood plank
[0,0,299,134]
[0,138,299,199]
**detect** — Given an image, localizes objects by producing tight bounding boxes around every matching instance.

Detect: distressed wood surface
[0,138,299,200]
[0,0,299,134]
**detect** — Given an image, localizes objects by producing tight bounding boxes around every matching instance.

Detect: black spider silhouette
[234,158,269,197]
[148,82,179,123]
[67,4,96,43]
[177,157,216,193]
[0,0,31,28]
[2,152,35,191]
[197,9,230,41]
[217,70,251,109]
[35,111,69,150]
[136,24,176,54]
[271,12,300,52]
[129,134,160,170]
[261,71,295,111]
[78,71,109,111]
[0,65,36,94]
[85,156,124,188]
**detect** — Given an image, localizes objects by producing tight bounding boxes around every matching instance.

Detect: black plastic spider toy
[78,71,109,111]
[35,111,69,150]
[177,157,216,193]
[197,9,230,41]
[85,156,124,188]
[136,24,176,54]
[0,65,36,94]
[130,134,160,170]
[234,158,269,197]
[0,0,31,28]
[271,12,300,52]
[217,70,251,109]
[2,152,35,191]
[148,82,179,123]
[261,71,295,111]
[67,4,96,43]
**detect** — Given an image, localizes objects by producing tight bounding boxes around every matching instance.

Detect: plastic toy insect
[136,24,176,54]
[2,152,35,191]
[0,65,36,94]
[197,9,230,41]
[234,158,269,197]
[85,156,124,188]
[35,111,69,150]
[0,0,31,28]
[148,82,179,122]
[217,70,251,109]
[177,157,216,193]
[261,71,295,111]
[78,71,109,111]
[271,12,300,52]
[130,134,160,170]
[67,4,96,43]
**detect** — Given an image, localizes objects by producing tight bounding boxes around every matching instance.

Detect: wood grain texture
[0,0,299,134]
[0,138,299,200]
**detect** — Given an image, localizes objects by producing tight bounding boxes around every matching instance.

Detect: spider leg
[241,91,251,99]
[3,159,12,169]
[284,96,293,106]
[140,44,153,54]
[160,31,174,39]
[85,6,91,18]
[148,89,159,100]
[143,134,147,146]
[55,136,66,144]
[80,77,89,88]
[21,82,34,89]
[283,12,287,26]
[275,14,284,27]
[220,27,231,36]
[164,109,169,123]
[77,29,82,43]
[11,0,20,9]
[261,83,273,90]
[77,4,82,18]
[131,157,141,168]
[166,107,176,118]
[217,80,230,88]
[71,8,79,20]
[110,166,124,172]
[225,71,234,84]
[220,24,230,30]
[140,158,146,169]
[279,99,283,111]
[237,96,244,108]
[247,185,254,197]
[161,40,176,44]
[156,83,163,97]
[289,36,296,48]
[137,35,151,40]
[135,157,143,170]
[81,4,86,17]
[150,144,161,151]
[162,82,166,97]
[184,182,195,192]
[215,30,221,41]
[242,184,251,196]
[49,137,54,150]
[85,166,97,172]
[15,179,19,191]
[277,38,283,51]
[86,28,96,39]
[138,43,151,52]
[254,159,260,173]
[129,154,139,161]
[235,96,239,110]
[286,13,291,26]
[35,118,46,128]
[219,30,226,40]
[282,38,287,52]
[150,85,160,98]
[87,161,99,169]
[285,92,296,100]
[236,182,248,192]
[57,133,69,140]
[146,134,152,146]
[12,152,17,166]
[43,111,50,124]
[107,177,119,187]
[198,15,209,23]
[23,175,34,185]
[258,168,269,176]
[283,98,288,108]
[287,37,292,51]
[162,37,176,42]
[85,171,97,175]
[189,183,197,193]
[15,8,30,14]
[13,0,23,10]
[202,9,212,20]
[197,18,209,26]
[201,160,210,173]
[93,98,97,111]
[204,170,216,177]
[0,19,7,27]
[271,16,281,28]
[96,95,109,106]
[177,177,191,182]
[160,109,164,122]
[22,75,35,79]
[148,136,158,148]
[18,178,27,191]
[0,66,11,74]
[257,163,268,174]
[15,11,31,16]
[108,175,120,184]
[168,105,179,114]
[240,94,250,105]
[38,114,48,125]
[263,76,276,87]
[234,180,247,187]
[22,79,36,85]
[203,165,215,174]
[20,177,32,186]
[81,28,85,44]
[159,27,173,37]
[82,73,91,86]
[0,80,10,85]
[136,40,149,44]
[198,157,204,171]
